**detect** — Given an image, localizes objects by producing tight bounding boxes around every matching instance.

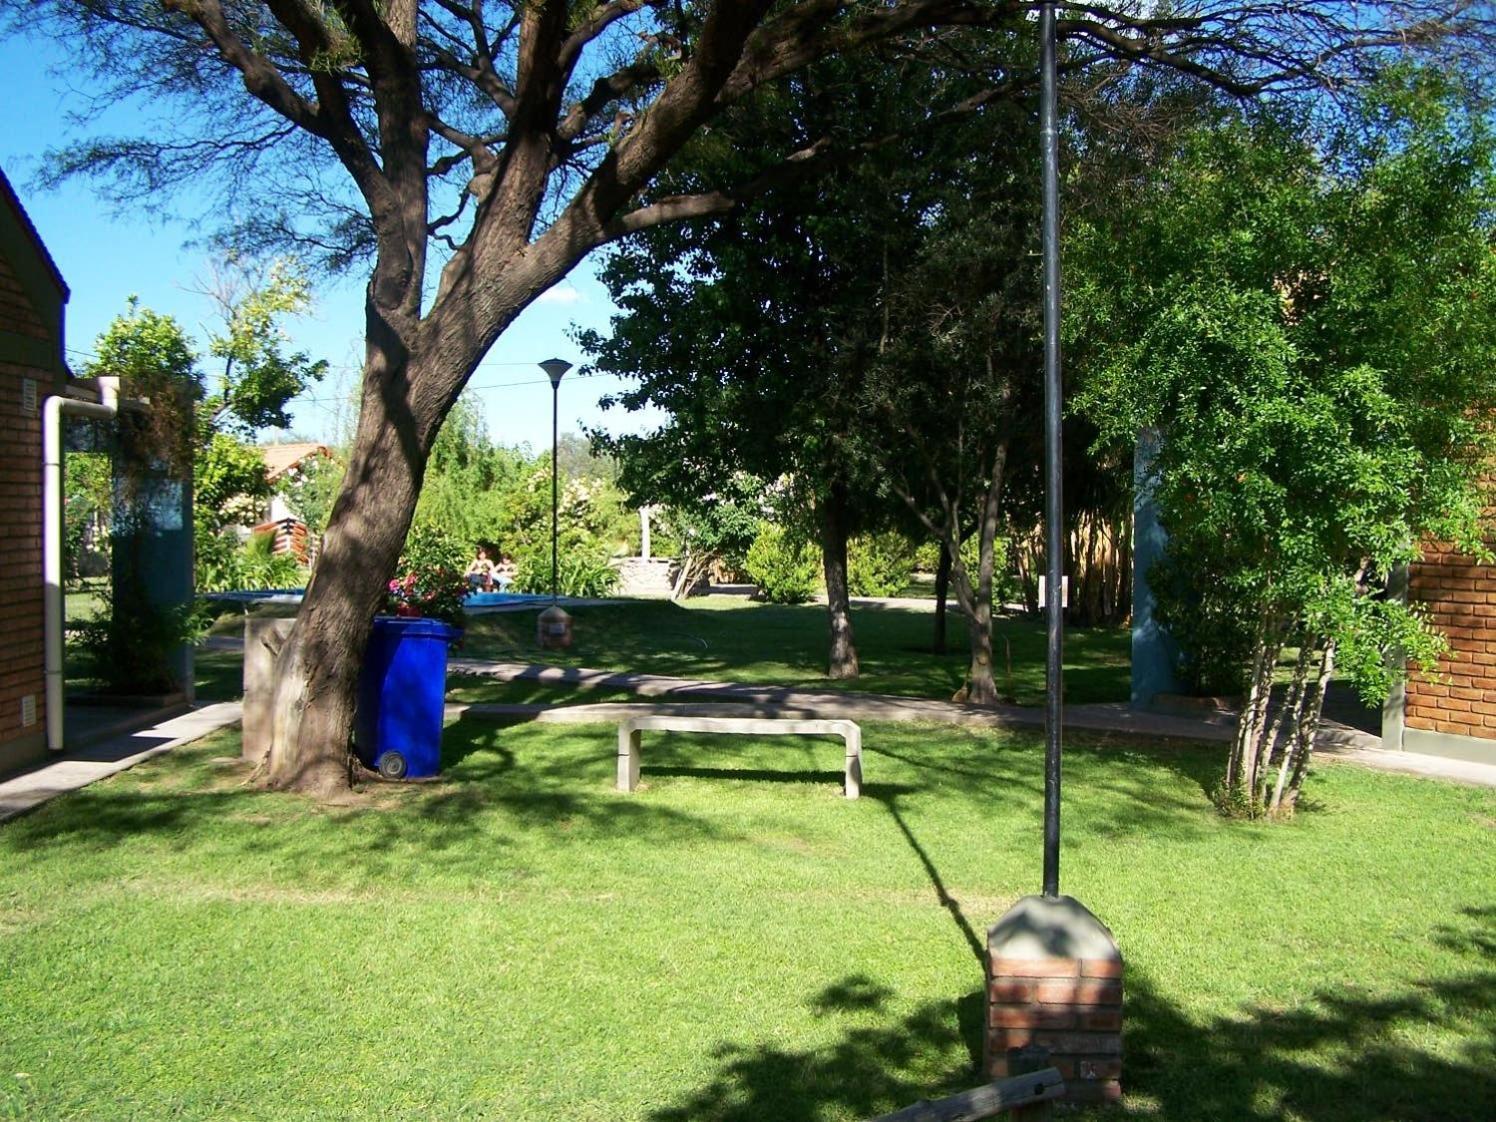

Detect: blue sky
[0,33,661,451]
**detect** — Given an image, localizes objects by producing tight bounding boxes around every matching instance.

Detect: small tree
[1075,73,1496,817]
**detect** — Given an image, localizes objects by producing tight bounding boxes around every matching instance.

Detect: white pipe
[42,377,123,752]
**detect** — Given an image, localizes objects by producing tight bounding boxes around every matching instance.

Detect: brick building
[1384,531,1496,766]
[0,168,70,775]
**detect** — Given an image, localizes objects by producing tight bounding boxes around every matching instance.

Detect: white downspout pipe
[42,376,123,752]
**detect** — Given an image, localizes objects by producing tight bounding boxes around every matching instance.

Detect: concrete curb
[447,660,1496,787]
[0,702,243,823]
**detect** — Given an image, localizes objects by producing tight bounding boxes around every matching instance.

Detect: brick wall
[0,253,48,342]
[0,356,45,753]
[1405,534,1496,742]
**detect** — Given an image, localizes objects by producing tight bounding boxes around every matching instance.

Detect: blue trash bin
[355,616,461,779]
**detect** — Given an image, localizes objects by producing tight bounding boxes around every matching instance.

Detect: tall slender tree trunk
[1273,637,1338,818]
[932,541,951,654]
[964,591,998,705]
[819,482,859,679]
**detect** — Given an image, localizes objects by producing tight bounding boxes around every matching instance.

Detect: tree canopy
[1073,69,1496,816]
[11,0,1494,792]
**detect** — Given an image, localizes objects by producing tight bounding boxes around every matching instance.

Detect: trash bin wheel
[377,751,408,780]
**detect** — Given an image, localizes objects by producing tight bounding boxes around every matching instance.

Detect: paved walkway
[5,660,1489,825]
[447,659,1496,787]
[0,702,243,823]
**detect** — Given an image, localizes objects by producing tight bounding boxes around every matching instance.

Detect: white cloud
[537,284,584,305]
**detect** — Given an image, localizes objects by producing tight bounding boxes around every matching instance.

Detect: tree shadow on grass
[649,907,1496,1122]
[1113,905,1496,1121]
[0,718,735,880]
[649,979,987,1122]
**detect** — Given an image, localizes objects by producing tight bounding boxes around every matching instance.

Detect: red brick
[1031,1031,1123,1055]
[1079,958,1125,979]
[1075,1006,1124,1031]
[1076,1059,1123,1081]
[991,956,1079,978]
[1034,979,1123,1005]
[990,1005,1076,1030]
[987,1028,1037,1052]
[1066,1079,1123,1104]
[988,980,1035,1003]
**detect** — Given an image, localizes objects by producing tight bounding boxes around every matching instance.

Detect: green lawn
[1,719,1490,1121]
[193,596,1131,708]
[457,597,1131,705]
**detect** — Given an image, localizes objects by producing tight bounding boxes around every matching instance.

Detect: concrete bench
[617,715,862,799]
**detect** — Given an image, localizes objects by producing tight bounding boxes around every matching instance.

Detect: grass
[1,718,1491,1121]
[456,596,1131,705]
[191,595,1131,708]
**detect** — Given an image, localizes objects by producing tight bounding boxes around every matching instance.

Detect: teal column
[1131,428,1179,708]
[110,453,195,698]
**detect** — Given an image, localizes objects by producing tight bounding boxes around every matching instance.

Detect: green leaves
[205,260,328,435]
[1074,71,1496,699]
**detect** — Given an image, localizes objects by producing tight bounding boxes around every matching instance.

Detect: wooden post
[865,1064,1063,1122]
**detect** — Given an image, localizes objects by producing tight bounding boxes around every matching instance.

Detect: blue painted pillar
[1131,428,1180,708]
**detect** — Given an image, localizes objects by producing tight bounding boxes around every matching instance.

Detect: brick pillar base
[984,895,1123,1105]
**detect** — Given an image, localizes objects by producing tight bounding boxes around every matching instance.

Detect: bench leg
[617,726,641,792]
[844,728,862,800]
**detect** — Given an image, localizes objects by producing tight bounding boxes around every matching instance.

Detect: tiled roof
[259,442,330,481]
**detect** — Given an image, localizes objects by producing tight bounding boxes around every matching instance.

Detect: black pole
[1039,0,1064,899]
[551,383,559,602]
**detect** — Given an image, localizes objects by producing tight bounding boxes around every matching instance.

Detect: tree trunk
[964,591,998,705]
[1226,616,1278,812]
[1273,637,1337,818]
[1259,639,1312,806]
[932,541,951,654]
[261,324,439,795]
[819,483,859,680]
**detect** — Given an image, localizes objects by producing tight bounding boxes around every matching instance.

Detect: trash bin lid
[372,615,462,642]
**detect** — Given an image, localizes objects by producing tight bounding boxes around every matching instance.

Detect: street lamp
[539,357,571,602]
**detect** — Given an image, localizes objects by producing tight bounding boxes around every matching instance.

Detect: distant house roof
[260,442,331,482]
[0,166,68,302]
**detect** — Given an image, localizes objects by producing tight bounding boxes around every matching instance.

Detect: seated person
[493,553,517,593]
[465,546,497,591]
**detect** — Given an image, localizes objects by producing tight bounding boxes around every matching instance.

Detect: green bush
[399,521,468,574]
[847,532,916,598]
[512,547,620,598]
[74,571,206,695]
[239,531,305,590]
[911,540,943,573]
[745,523,821,604]
[195,525,305,592]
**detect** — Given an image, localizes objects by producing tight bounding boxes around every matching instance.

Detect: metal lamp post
[981,15,1124,1101]
[539,358,571,602]
[1038,0,1064,901]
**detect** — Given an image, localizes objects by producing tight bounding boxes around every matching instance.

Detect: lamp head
[539,358,572,388]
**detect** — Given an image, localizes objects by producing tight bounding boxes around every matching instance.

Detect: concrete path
[0,702,242,823]
[447,659,1496,788]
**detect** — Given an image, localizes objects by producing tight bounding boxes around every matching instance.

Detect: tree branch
[160,0,326,137]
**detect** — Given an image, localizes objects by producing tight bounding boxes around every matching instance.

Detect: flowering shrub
[384,565,469,628]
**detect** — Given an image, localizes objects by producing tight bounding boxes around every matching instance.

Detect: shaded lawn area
[1,720,1492,1121]
[459,597,1131,705]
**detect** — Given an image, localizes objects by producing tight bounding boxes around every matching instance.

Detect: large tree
[1074,71,1496,816]
[8,2,1491,793]
[583,53,947,680]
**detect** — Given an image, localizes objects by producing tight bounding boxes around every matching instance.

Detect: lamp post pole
[1039,0,1064,900]
[539,358,572,603]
